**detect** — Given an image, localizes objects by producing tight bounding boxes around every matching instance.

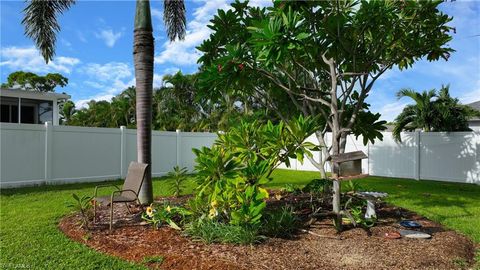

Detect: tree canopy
[2,71,68,92]
[197,0,454,174]
[63,72,274,131]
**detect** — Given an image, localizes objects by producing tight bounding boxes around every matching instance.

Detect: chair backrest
[122,162,149,199]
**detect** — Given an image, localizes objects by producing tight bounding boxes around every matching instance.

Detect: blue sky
[1,0,479,121]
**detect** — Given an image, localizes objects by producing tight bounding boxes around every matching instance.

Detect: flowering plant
[142,203,191,230]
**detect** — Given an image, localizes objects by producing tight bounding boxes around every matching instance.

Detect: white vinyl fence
[285,131,480,184]
[1,123,479,188]
[0,123,216,188]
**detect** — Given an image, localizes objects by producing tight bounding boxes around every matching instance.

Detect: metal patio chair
[93,161,149,230]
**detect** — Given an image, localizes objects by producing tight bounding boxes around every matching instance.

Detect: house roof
[467,100,480,111]
[0,88,70,101]
[467,101,480,121]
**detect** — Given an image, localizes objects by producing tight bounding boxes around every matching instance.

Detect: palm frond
[396,88,417,100]
[393,106,417,142]
[163,0,186,41]
[22,0,75,63]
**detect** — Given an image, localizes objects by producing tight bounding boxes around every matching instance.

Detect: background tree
[22,0,186,204]
[59,100,76,125]
[393,85,479,141]
[2,71,68,92]
[64,71,273,132]
[197,0,454,226]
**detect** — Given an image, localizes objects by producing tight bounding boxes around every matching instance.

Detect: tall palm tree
[23,0,186,203]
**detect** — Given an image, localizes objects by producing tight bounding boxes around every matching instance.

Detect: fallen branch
[300,229,342,240]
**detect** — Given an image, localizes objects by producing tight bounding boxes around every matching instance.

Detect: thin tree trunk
[323,54,342,231]
[331,134,342,232]
[134,0,154,204]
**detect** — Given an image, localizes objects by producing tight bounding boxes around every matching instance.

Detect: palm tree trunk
[134,0,154,204]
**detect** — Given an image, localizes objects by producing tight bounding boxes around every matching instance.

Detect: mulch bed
[59,194,477,270]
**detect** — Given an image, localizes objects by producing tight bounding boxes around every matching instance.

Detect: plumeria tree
[197,0,454,226]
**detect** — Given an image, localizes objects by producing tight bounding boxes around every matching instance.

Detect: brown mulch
[59,195,476,270]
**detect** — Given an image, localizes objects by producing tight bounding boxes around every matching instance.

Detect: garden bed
[59,195,476,270]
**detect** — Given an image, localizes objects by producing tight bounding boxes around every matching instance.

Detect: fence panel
[368,132,417,179]
[50,126,122,184]
[178,132,217,171]
[0,123,46,187]
[124,130,137,176]
[151,131,177,176]
[420,132,480,183]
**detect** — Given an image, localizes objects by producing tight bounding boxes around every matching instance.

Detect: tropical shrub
[167,166,189,197]
[344,180,362,194]
[192,115,320,227]
[302,179,332,195]
[67,193,93,229]
[260,206,299,238]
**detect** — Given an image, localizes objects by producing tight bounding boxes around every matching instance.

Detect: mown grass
[1,170,479,269]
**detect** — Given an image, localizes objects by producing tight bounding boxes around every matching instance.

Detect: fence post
[367,141,370,175]
[44,122,53,183]
[120,126,126,178]
[176,129,181,167]
[414,131,421,180]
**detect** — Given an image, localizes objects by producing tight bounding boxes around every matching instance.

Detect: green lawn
[1,170,479,269]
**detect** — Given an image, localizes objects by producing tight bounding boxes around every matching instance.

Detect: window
[0,97,19,123]
[0,97,53,124]
[21,106,35,124]
[0,104,9,122]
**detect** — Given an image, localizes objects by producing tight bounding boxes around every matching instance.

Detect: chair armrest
[94,184,120,198]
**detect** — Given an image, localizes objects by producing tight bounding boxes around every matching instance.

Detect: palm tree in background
[23,0,186,203]
[393,85,478,142]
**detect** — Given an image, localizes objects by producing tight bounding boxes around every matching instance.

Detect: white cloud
[77,31,87,43]
[151,0,274,67]
[95,28,123,47]
[151,8,163,22]
[459,79,480,104]
[153,73,164,88]
[76,62,135,108]
[154,0,272,66]
[163,67,181,74]
[378,101,410,122]
[247,0,272,8]
[81,62,132,82]
[61,39,72,47]
[75,94,116,109]
[0,46,80,74]
[155,0,230,66]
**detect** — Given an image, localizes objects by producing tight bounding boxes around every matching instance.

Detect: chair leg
[110,202,114,231]
[93,200,97,223]
[137,198,145,212]
[125,203,132,214]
